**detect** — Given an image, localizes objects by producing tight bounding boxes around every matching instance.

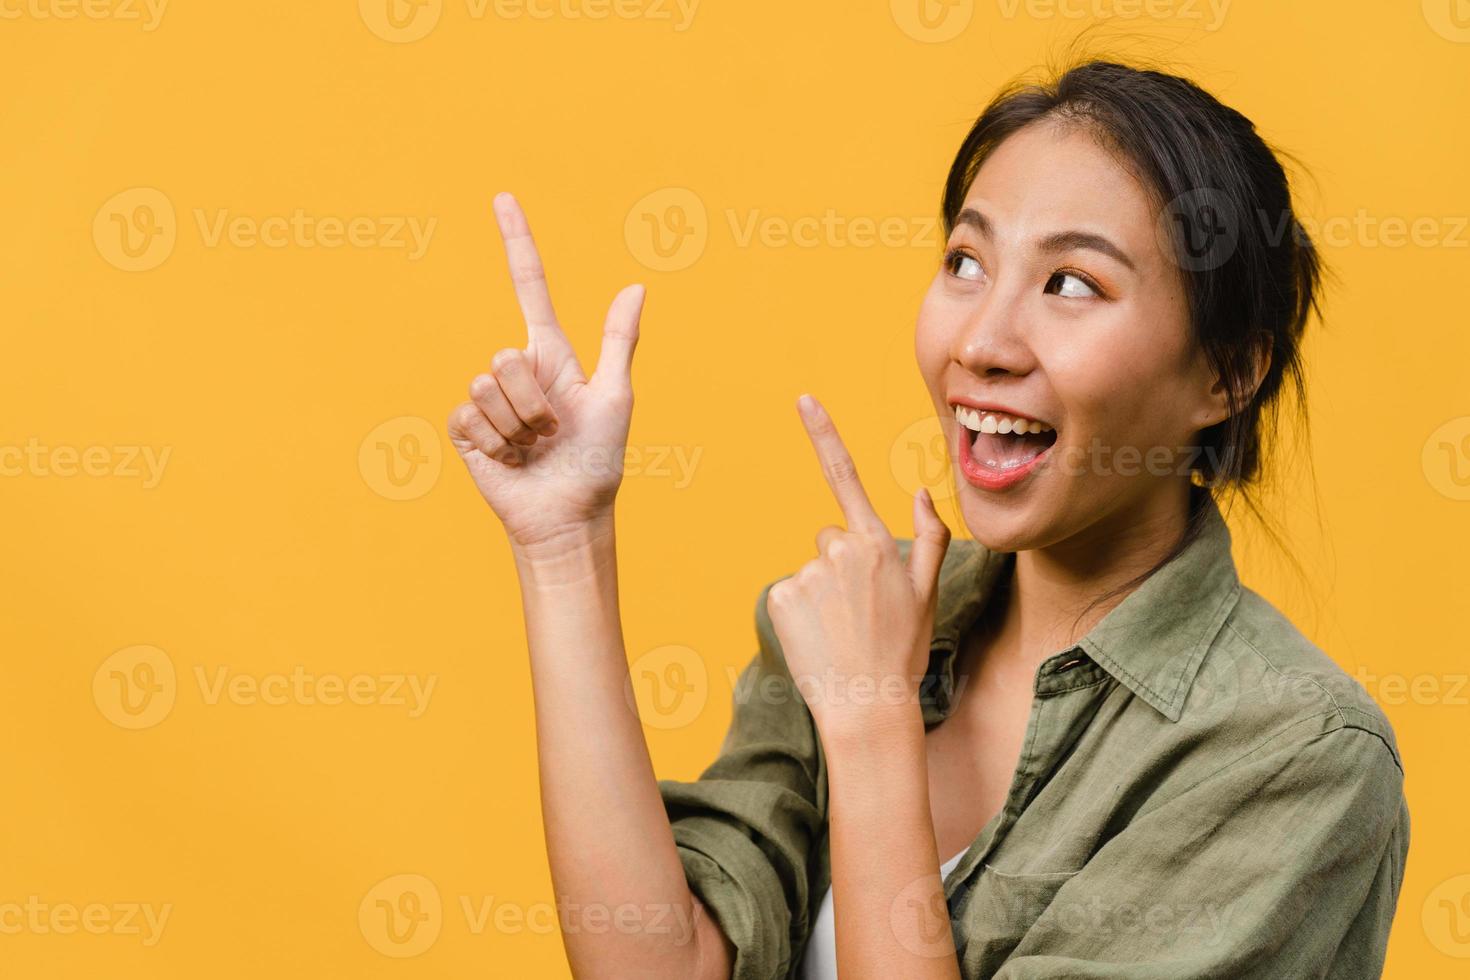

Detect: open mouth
[951,404,1059,475]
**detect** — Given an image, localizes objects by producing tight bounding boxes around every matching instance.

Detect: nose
[952,281,1036,379]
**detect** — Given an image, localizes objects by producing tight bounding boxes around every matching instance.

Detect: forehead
[960,117,1162,261]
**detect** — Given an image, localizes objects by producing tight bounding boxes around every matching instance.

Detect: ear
[1194,337,1272,430]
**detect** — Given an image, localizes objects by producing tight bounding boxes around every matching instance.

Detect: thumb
[591,283,645,394]
[908,487,951,604]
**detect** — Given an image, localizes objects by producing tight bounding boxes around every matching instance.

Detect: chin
[953,488,1053,554]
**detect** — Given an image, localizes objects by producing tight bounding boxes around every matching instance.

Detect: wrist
[510,514,617,587]
[815,701,926,764]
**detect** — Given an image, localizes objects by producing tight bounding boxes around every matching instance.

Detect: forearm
[513,518,729,979]
[824,710,962,980]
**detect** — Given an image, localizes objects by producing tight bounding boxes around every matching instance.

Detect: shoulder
[1204,585,1405,779]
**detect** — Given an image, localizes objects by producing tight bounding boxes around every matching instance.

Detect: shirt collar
[919,490,1243,725]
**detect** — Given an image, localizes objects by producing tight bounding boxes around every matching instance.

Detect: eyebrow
[953,207,1137,272]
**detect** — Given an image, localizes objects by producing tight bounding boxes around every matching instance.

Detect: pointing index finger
[492,192,569,350]
[797,394,884,535]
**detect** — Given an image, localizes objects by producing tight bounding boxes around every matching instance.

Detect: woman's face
[916,118,1228,554]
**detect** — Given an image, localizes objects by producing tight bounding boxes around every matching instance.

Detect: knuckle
[492,348,524,373]
[508,256,545,285]
[469,374,498,401]
[478,432,505,457]
[825,456,858,487]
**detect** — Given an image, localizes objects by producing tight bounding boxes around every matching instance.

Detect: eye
[1046,271,1099,298]
[944,248,984,282]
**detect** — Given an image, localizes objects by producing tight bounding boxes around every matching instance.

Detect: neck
[986,480,1198,668]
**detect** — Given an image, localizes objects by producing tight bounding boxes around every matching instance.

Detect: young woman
[447,59,1409,979]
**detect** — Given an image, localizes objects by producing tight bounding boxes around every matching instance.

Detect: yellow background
[2,1,1468,976]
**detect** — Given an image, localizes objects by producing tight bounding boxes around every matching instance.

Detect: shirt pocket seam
[980,861,1084,881]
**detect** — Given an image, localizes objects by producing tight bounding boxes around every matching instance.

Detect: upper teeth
[953,405,1054,435]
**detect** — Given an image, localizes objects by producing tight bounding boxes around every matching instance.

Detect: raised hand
[448,193,645,553]
[766,395,951,738]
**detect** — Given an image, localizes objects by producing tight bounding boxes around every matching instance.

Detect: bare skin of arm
[447,194,732,979]
[766,396,962,978]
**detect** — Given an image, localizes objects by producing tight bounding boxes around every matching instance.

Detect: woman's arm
[514,524,733,980]
[447,194,731,979]
[764,395,961,978]
[824,709,961,977]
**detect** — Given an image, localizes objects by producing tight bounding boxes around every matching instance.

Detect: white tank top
[798,846,968,979]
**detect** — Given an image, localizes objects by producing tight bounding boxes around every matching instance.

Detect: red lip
[955,419,1053,491]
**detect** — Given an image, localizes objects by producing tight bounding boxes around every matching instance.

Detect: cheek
[913,284,951,389]
[1045,307,1194,441]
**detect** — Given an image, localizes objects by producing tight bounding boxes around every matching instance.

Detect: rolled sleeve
[658,582,826,980]
[985,723,1409,979]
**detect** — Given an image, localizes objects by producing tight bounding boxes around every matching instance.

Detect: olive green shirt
[658,493,1409,979]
